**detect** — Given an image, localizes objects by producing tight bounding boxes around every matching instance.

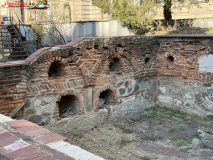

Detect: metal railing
[10,7,37,52]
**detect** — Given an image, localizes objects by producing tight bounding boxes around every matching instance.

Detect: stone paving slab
[0,140,30,155]
[24,128,52,137]
[0,132,19,148]
[0,115,105,160]
[0,128,5,134]
[36,132,68,144]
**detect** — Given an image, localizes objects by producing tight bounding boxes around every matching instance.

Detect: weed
[178,148,189,153]
[119,138,134,147]
[114,124,133,133]
[140,156,151,160]
[141,106,190,124]
[168,128,176,133]
[201,156,208,159]
[140,134,161,141]
[73,134,84,138]
[170,133,201,146]
[178,126,185,132]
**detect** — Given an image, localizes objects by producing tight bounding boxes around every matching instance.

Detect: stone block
[119,88,126,95]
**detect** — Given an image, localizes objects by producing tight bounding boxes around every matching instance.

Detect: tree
[93,0,157,34]
[92,0,199,34]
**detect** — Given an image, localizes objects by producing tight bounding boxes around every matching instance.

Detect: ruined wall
[156,35,213,116]
[19,36,158,130]
[0,62,30,118]
[1,35,213,134]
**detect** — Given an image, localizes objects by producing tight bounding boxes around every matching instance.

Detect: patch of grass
[114,124,133,134]
[178,148,189,153]
[73,134,84,138]
[119,138,134,147]
[141,106,190,124]
[178,126,185,132]
[109,128,113,130]
[140,156,151,160]
[140,133,161,142]
[170,133,201,146]
[168,128,176,133]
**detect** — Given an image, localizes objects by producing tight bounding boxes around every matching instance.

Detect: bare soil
[63,106,213,160]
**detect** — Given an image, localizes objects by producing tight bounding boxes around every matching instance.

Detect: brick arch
[110,48,138,77]
[142,55,155,70]
[54,90,85,120]
[94,85,119,111]
[92,48,137,82]
[43,57,69,79]
[71,54,92,86]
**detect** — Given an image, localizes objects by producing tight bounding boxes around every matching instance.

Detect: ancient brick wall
[157,35,213,116]
[18,36,157,125]
[0,62,30,117]
[2,35,213,130]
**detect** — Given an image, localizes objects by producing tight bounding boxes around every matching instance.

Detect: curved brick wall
[1,35,213,132]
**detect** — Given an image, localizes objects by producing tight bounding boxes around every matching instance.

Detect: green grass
[168,128,176,133]
[178,126,185,132]
[140,106,190,124]
[114,124,133,134]
[178,148,189,153]
[119,138,135,147]
[170,133,201,146]
[139,132,161,142]
[73,134,84,138]
[109,128,113,130]
[140,156,151,160]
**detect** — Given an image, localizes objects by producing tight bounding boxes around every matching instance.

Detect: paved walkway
[0,114,104,160]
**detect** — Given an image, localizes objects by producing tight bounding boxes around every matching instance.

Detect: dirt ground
[63,106,213,160]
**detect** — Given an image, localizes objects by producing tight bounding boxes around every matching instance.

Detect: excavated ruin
[1,35,213,134]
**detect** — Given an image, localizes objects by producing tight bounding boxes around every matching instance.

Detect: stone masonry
[1,35,213,133]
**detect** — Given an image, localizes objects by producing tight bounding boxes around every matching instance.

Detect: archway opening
[48,61,63,78]
[58,95,78,118]
[109,58,122,73]
[145,57,150,65]
[99,89,115,109]
[167,55,174,63]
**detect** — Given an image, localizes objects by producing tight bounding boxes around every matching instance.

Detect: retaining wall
[1,35,213,134]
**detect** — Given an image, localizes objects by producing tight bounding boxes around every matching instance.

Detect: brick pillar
[84,87,93,112]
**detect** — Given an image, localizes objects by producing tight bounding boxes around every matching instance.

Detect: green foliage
[114,124,133,133]
[178,126,185,132]
[93,0,201,33]
[170,133,201,146]
[140,156,151,160]
[168,128,176,133]
[140,105,190,124]
[178,148,189,153]
[93,0,156,34]
[28,0,69,48]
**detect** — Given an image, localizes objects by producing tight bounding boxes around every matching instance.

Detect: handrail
[0,30,7,62]
[10,7,37,52]
[5,37,12,54]
[11,25,29,57]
